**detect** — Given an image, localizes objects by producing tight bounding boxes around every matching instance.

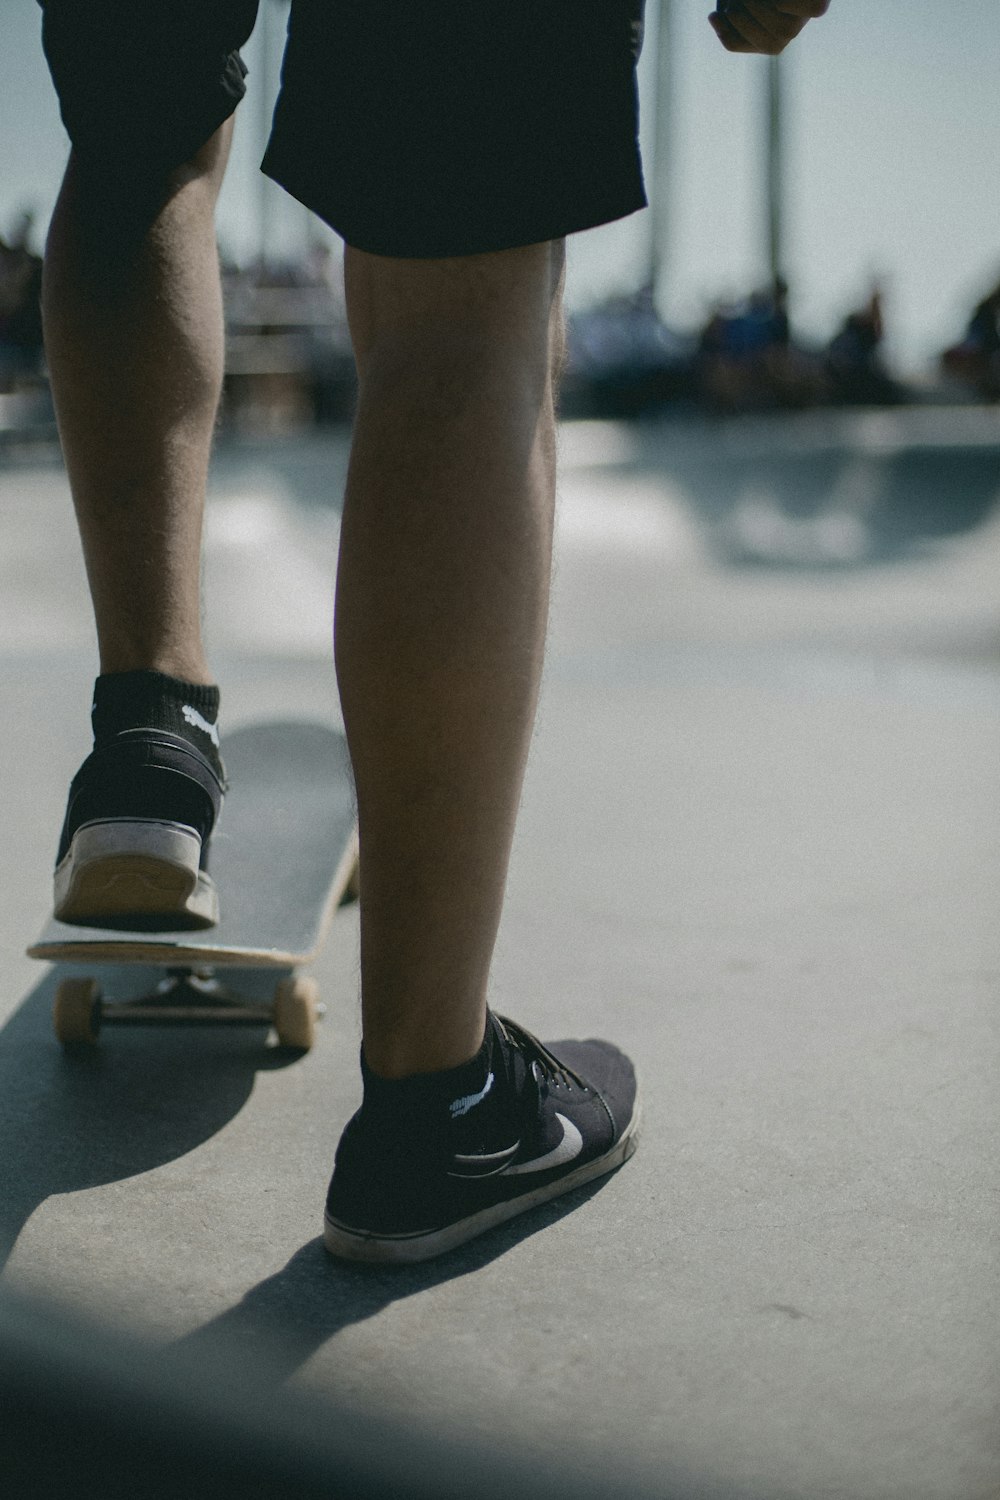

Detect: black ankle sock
[359,1020,505,1137]
[362,1022,492,1105]
[91,671,224,779]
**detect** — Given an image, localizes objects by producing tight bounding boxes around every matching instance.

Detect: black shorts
[39,0,647,259]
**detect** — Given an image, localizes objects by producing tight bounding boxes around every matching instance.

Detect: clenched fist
[709,0,830,55]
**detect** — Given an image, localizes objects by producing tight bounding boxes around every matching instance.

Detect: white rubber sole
[324,1100,641,1266]
[53,819,218,929]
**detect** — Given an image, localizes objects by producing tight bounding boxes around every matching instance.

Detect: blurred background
[2,0,999,432]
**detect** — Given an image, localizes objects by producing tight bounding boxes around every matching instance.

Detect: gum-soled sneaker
[54,727,226,929]
[324,1011,640,1264]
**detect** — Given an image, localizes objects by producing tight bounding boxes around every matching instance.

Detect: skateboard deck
[28,720,359,1049]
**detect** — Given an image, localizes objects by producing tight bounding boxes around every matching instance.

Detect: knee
[346,242,566,407]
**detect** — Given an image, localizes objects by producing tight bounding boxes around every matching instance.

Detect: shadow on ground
[0,970,298,1268]
[0,968,618,1381]
[170,1176,610,1382]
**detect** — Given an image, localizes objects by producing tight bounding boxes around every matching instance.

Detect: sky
[2,0,998,373]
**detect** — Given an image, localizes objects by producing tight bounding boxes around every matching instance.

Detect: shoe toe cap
[546,1037,638,1133]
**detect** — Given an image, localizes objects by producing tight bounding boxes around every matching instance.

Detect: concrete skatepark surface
[0,409,997,1499]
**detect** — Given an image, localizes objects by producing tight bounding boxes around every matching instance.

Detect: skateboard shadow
[0,968,301,1270]
[170,1176,612,1386]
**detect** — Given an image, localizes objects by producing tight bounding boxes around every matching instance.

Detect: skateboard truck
[53,969,323,1050]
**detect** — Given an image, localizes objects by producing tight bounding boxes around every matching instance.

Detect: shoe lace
[494,1014,588,1092]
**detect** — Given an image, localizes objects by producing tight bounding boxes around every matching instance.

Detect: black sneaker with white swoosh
[324,1012,640,1264]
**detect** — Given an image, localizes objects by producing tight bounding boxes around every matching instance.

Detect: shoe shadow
[171,1176,613,1385]
[0,968,300,1271]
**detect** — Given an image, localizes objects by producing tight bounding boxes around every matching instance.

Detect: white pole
[256,0,273,267]
[650,0,674,317]
[765,54,784,285]
[257,0,291,267]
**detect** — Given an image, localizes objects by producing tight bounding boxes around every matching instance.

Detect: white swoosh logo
[503,1114,583,1176]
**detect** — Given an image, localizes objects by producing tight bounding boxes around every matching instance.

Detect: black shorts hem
[262,153,648,261]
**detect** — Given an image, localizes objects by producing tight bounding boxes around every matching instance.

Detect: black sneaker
[53,673,226,930]
[324,1011,640,1264]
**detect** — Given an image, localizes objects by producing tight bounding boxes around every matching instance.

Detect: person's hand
[709,0,829,55]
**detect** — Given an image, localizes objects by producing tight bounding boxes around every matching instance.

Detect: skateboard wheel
[273,977,319,1050]
[53,978,101,1046]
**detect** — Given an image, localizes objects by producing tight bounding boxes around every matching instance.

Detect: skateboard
[27,720,359,1050]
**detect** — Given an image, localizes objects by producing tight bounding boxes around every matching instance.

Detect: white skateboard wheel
[273,977,319,1050]
[53,978,101,1045]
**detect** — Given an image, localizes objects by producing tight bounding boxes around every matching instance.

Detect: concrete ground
[0,408,997,1500]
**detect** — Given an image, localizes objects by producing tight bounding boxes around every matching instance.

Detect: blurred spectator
[697,279,826,412]
[563,285,695,417]
[941,276,1000,401]
[824,284,906,406]
[0,211,45,389]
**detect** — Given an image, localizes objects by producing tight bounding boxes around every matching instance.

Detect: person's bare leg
[336,242,565,1079]
[41,124,233,683]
